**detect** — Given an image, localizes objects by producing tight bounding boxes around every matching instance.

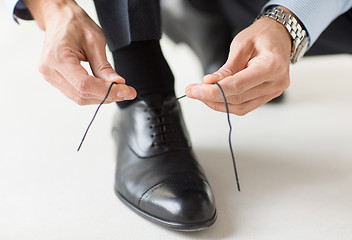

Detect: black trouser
[93,0,352,55]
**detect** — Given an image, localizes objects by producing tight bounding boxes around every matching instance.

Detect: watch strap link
[257,7,310,63]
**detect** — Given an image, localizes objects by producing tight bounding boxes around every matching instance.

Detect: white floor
[1,1,352,240]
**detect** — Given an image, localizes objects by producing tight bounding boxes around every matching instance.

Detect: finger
[54,53,136,100]
[84,36,125,84]
[199,56,283,102]
[186,83,223,102]
[186,80,283,104]
[224,81,287,104]
[45,75,127,105]
[203,39,254,84]
[221,61,271,96]
[203,90,283,116]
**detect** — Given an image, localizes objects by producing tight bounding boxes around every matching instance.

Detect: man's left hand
[185,17,292,116]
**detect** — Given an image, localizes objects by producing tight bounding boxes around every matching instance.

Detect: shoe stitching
[137,176,208,207]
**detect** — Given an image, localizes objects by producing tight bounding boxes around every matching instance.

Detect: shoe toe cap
[139,178,216,225]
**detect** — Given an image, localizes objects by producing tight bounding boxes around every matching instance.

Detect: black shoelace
[77,82,118,152]
[78,82,241,191]
[145,107,177,146]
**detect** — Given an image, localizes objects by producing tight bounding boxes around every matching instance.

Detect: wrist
[253,17,292,61]
[256,6,310,64]
[22,0,80,30]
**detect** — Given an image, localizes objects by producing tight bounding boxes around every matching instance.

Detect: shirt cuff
[263,0,352,47]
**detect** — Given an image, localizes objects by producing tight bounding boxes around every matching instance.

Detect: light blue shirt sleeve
[4,0,32,22]
[264,0,352,46]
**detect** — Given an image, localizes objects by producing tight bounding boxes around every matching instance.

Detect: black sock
[112,40,175,108]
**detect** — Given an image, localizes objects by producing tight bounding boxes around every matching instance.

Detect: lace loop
[145,104,177,147]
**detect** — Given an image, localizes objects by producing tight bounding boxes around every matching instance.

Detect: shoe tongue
[141,94,169,108]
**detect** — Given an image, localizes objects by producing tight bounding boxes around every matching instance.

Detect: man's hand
[23,0,136,105]
[185,17,292,116]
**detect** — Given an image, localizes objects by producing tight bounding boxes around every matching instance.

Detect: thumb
[203,39,252,84]
[86,42,125,84]
[203,63,235,84]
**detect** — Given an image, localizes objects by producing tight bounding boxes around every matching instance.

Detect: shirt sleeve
[263,0,352,46]
[5,0,33,23]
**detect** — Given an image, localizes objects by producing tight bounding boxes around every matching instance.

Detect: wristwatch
[256,6,310,64]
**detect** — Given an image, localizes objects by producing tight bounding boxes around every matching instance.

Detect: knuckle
[55,47,75,63]
[74,97,86,106]
[283,76,291,89]
[277,76,290,90]
[232,80,244,94]
[274,90,284,98]
[235,109,248,116]
[206,102,217,111]
[220,64,234,76]
[75,77,89,93]
[231,39,246,51]
[233,105,249,116]
[260,55,282,75]
[212,103,220,112]
[228,95,244,104]
[77,91,90,98]
[38,62,49,75]
[272,56,288,75]
[97,61,112,72]
[236,95,245,104]
[85,31,105,45]
[75,80,84,92]
[85,32,97,44]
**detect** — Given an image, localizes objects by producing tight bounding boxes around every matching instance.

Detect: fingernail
[124,95,135,100]
[117,89,127,98]
[211,72,221,79]
[109,73,120,81]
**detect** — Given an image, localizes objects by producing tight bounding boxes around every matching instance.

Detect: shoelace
[77,82,118,152]
[145,108,177,146]
[78,82,241,191]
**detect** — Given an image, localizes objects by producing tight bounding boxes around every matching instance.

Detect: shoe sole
[114,187,217,231]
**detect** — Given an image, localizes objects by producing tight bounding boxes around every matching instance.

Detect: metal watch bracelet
[256,7,310,64]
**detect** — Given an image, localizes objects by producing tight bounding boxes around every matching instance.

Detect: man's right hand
[23,0,137,105]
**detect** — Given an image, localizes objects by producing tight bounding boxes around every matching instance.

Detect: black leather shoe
[161,0,232,74]
[112,95,216,231]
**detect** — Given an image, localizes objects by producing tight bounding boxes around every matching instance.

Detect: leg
[93,0,216,231]
[93,0,162,51]
[94,0,174,108]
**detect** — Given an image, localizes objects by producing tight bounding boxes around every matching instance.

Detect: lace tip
[176,95,187,101]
